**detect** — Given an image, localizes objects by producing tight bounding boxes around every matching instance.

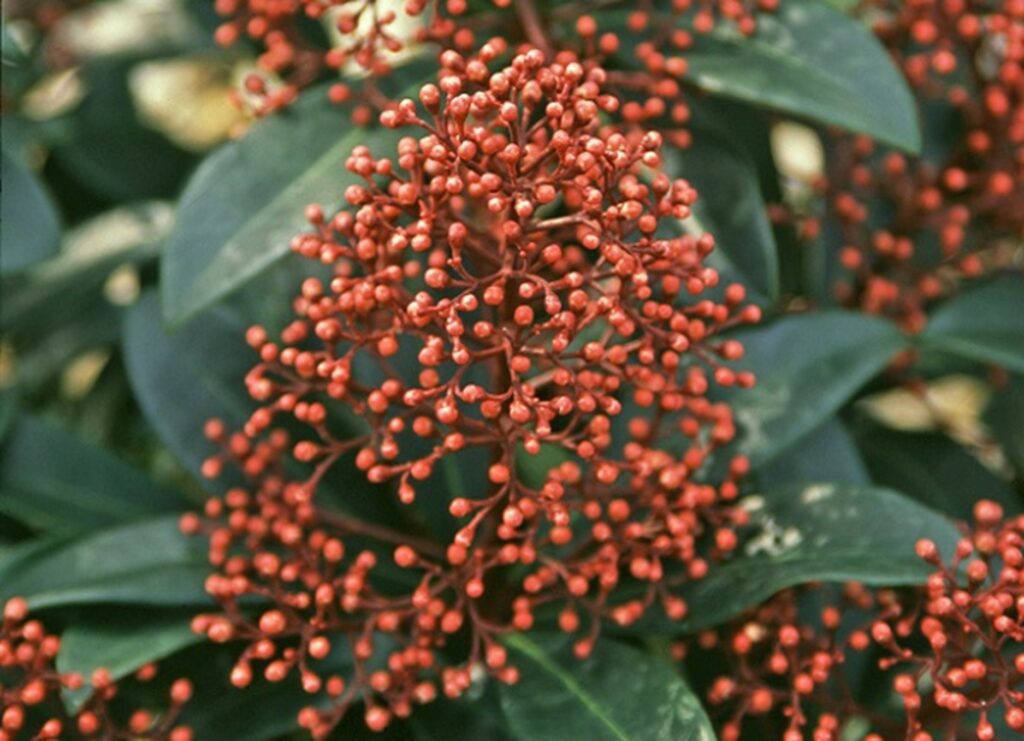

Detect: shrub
[1,0,1022,739]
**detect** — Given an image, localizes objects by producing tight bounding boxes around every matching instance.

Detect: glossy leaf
[673,484,959,631]
[676,0,920,151]
[124,292,409,525]
[985,375,1024,476]
[1,149,61,274]
[0,515,209,609]
[855,423,1019,519]
[407,692,513,740]
[57,611,203,712]
[0,415,182,534]
[182,680,318,741]
[921,274,1024,373]
[723,311,907,466]
[665,136,779,301]
[161,66,426,324]
[182,647,354,741]
[757,416,869,487]
[123,292,252,482]
[499,634,715,741]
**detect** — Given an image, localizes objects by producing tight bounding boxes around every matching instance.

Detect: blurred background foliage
[2,0,246,470]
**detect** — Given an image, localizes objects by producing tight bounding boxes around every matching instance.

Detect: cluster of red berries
[700,500,1024,739]
[1,598,193,740]
[212,0,785,118]
[184,425,507,737]
[699,583,886,741]
[820,0,1024,331]
[555,0,781,145]
[185,46,758,734]
[214,0,514,115]
[878,500,1024,739]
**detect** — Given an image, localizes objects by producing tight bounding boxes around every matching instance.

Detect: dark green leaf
[0,415,182,534]
[57,611,203,712]
[674,483,959,631]
[0,389,17,443]
[1,149,61,274]
[182,647,354,741]
[985,375,1024,477]
[0,515,209,609]
[921,274,1024,373]
[757,416,869,487]
[123,290,408,527]
[676,0,920,151]
[499,634,715,741]
[161,66,427,324]
[854,423,1019,519]
[123,292,252,482]
[665,136,779,301]
[183,680,313,741]
[407,691,513,740]
[52,57,197,202]
[724,311,907,466]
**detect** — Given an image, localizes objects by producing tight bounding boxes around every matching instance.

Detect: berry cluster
[821,0,1024,331]
[700,500,1024,739]
[557,0,782,144]
[186,47,758,734]
[882,500,1024,738]
[700,584,884,741]
[1,598,193,740]
[184,428,495,737]
[211,0,784,118]
[214,0,511,115]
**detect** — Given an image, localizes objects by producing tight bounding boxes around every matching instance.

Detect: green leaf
[1,202,169,331]
[1,149,61,274]
[724,311,907,466]
[0,515,209,609]
[985,375,1024,476]
[0,389,17,443]
[52,56,198,202]
[499,634,715,741]
[123,290,407,526]
[921,274,1024,373]
[665,136,779,301]
[854,423,1019,520]
[161,66,427,324]
[57,611,203,712]
[182,648,354,741]
[675,0,920,151]
[757,416,869,487]
[673,484,959,631]
[182,679,315,741]
[123,292,252,482]
[407,692,513,740]
[0,415,183,534]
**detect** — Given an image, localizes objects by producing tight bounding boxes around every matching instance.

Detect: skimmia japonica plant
[1,0,1022,739]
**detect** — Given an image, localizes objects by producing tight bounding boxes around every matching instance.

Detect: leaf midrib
[177,133,359,322]
[504,634,632,741]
